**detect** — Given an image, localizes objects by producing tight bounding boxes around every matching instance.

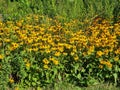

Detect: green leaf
[58,73,62,81]
[89,68,92,72]
[113,73,118,84]
[77,73,81,79]
[74,64,79,73]
[118,68,120,72]
[53,68,57,75]
[105,74,109,78]
[25,80,30,86]
[37,87,42,90]
[115,65,119,72]
[32,77,37,82]
[28,74,31,80]
[32,82,36,86]
[81,68,85,72]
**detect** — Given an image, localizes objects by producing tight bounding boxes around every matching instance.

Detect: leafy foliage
[0,0,120,89]
[0,14,120,89]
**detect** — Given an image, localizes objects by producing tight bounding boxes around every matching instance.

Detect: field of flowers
[0,14,120,89]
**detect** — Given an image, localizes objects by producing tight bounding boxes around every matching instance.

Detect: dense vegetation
[0,0,120,90]
[0,0,120,22]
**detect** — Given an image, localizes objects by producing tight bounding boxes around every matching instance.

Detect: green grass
[0,0,119,21]
[41,82,120,90]
[9,82,119,90]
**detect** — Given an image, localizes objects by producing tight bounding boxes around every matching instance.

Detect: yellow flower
[45,49,51,53]
[32,48,38,52]
[12,42,19,47]
[70,39,74,44]
[53,60,59,65]
[43,58,49,64]
[89,46,94,52]
[96,51,103,57]
[114,56,119,61]
[72,46,77,53]
[5,51,10,56]
[58,47,64,52]
[100,60,106,64]
[74,55,79,61]
[70,52,75,56]
[54,51,61,57]
[65,44,72,49]
[51,47,57,51]
[82,52,87,56]
[43,65,49,69]
[0,54,4,59]
[3,38,11,43]
[26,62,30,67]
[16,22,22,27]
[49,57,54,61]
[27,48,33,52]
[26,39,33,44]
[99,65,103,69]
[103,49,109,55]
[9,78,14,83]
[115,49,120,54]
[14,87,19,90]
[106,61,112,68]
[47,38,53,43]
[62,52,68,56]
[10,42,19,51]
[24,58,28,62]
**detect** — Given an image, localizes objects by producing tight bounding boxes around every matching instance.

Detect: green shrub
[0,14,120,89]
